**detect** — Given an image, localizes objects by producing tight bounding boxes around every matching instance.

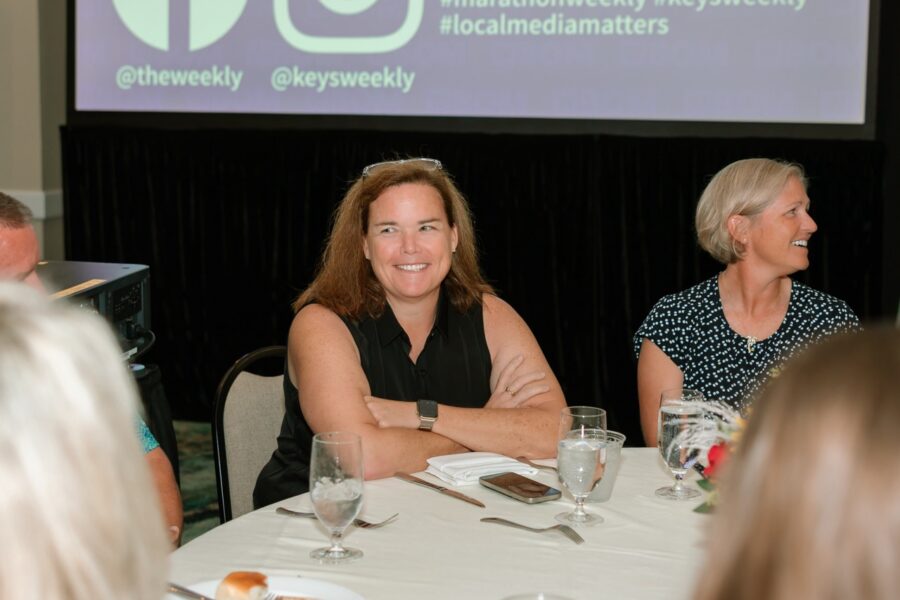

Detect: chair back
[213,345,286,522]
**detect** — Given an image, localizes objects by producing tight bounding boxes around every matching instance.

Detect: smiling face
[363,183,458,309]
[363,183,457,306]
[0,225,44,291]
[742,176,818,276]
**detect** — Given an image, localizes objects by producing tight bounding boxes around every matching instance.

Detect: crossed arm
[290,296,566,481]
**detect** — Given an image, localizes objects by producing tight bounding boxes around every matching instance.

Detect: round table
[169,448,706,599]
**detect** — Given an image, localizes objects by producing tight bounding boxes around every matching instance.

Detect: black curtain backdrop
[60,128,884,445]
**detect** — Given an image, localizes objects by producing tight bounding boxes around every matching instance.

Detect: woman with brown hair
[694,326,900,600]
[254,159,565,505]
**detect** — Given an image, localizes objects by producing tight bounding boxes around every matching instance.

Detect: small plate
[170,576,364,600]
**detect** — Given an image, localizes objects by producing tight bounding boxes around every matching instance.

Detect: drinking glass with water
[655,389,705,500]
[309,431,365,563]
[555,406,607,526]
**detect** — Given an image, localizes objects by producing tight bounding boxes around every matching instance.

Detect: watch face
[418,399,438,418]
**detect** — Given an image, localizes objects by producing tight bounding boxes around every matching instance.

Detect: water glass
[555,427,606,526]
[309,431,364,563]
[587,430,626,503]
[558,405,607,439]
[655,389,705,500]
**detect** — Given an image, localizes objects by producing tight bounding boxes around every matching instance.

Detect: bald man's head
[0,192,43,291]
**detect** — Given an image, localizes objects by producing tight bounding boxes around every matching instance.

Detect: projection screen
[74,0,872,126]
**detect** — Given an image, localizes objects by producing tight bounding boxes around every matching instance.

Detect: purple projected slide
[75,0,870,124]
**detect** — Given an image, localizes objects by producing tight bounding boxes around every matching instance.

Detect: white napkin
[425,452,538,486]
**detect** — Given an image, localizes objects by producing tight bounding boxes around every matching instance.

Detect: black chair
[213,345,286,523]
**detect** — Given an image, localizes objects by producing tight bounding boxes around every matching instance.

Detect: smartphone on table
[479,472,562,504]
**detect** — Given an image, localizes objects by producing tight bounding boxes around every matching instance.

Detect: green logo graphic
[319,0,379,15]
[274,0,424,54]
[112,0,248,51]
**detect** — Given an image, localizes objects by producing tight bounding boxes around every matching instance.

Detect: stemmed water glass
[655,388,705,500]
[555,406,607,527]
[309,431,365,563]
[558,405,607,438]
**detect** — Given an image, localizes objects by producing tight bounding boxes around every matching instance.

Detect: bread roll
[214,571,268,600]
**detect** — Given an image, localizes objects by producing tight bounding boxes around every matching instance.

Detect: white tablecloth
[169,448,707,600]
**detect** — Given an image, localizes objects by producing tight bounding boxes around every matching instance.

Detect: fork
[275,506,399,529]
[480,516,584,544]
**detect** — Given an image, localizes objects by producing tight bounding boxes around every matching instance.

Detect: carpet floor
[174,420,219,544]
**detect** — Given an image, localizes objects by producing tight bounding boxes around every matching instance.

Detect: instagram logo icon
[274,0,425,54]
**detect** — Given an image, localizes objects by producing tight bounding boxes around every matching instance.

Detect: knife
[168,582,214,600]
[394,472,486,508]
[169,581,314,600]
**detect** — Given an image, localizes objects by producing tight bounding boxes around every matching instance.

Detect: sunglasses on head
[361,158,442,178]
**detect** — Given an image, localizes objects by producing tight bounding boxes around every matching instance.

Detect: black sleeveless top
[253,291,492,507]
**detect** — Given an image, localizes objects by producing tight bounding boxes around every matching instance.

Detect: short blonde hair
[694,327,900,600]
[0,284,169,600]
[695,158,807,264]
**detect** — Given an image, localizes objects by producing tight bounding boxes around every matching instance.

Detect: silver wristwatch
[416,399,438,431]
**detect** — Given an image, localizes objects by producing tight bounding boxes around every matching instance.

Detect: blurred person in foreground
[634,159,859,446]
[254,158,566,505]
[0,283,169,599]
[0,190,183,544]
[694,326,900,600]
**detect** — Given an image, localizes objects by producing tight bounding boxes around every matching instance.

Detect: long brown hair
[294,160,494,318]
[694,326,900,600]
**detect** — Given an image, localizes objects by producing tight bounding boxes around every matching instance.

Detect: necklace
[745,335,758,353]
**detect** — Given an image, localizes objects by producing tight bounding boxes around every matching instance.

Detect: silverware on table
[275,506,399,529]
[170,580,315,600]
[264,592,317,600]
[394,472,486,508]
[168,582,215,600]
[516,456,558,472]
[480,516,585,544]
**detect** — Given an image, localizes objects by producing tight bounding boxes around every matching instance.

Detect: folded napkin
[425,452,538,486]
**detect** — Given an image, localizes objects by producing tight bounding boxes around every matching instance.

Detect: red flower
[703,442,730,480]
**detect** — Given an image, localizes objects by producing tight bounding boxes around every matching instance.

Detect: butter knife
[394,472,486,508]
[169,581,314,600]
[168,582,214,600]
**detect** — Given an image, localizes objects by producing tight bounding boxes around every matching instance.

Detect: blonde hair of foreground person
[694,326,900,600]
[0,283,169,599]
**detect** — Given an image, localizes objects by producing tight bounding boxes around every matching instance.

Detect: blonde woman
[634,158,859,446]
[694,326,900,600]
[0,283,169,599]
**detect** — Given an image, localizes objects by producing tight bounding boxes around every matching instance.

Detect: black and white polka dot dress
[633,275,861,411]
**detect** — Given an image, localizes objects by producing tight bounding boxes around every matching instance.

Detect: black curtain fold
[61,127,884,444]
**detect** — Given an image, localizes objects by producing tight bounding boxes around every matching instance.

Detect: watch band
[417,399,438,431]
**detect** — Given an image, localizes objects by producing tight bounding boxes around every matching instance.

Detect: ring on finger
[505,385,514,394]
